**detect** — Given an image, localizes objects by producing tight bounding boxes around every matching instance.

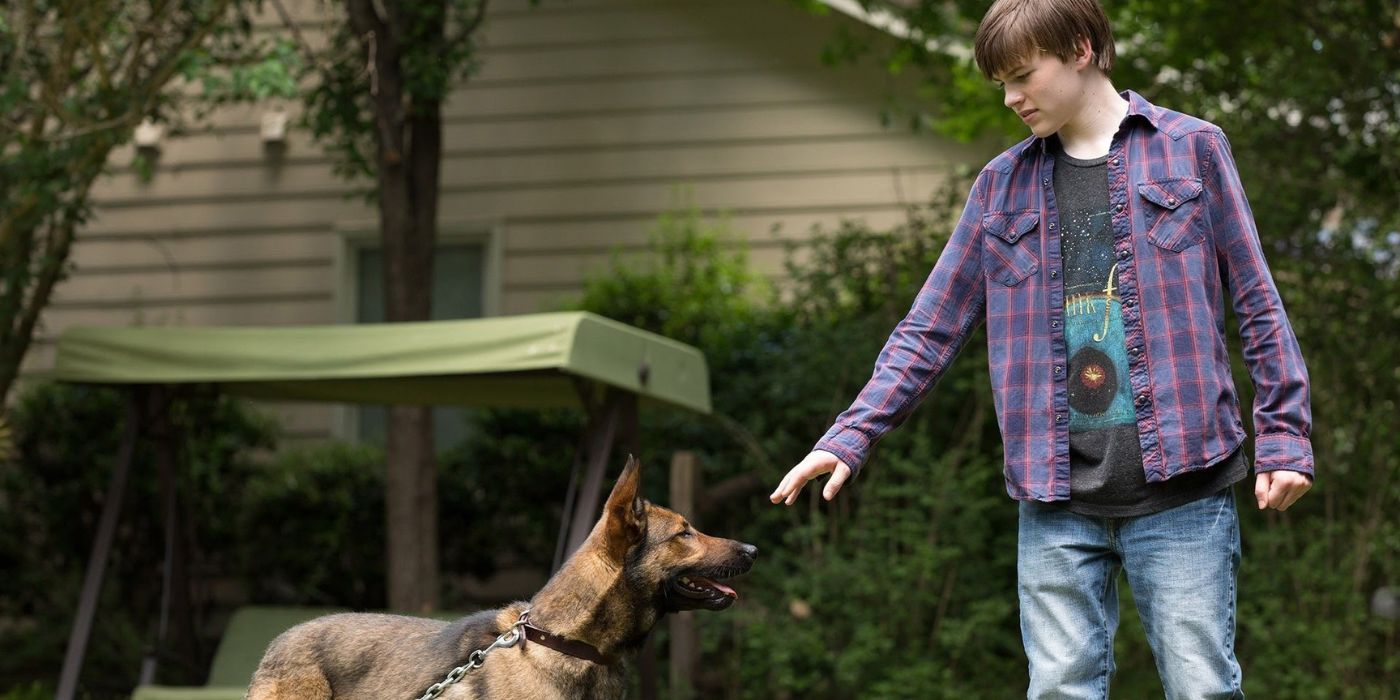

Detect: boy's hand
[770,450,853,506]
[1254,470,1311,511]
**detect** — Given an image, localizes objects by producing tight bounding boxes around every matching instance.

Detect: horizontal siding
[95,135,977,203]
[152,65,884,137]
[102,96,917,179]
[52,262,333,307]
[502,238,814,293]
[71,228,335,272]
[499,208,920,253]
[472,1,803,47]
[40,299,333,337]
[85,168,948,234]
[69,207,916,272]
[29,0,987,440]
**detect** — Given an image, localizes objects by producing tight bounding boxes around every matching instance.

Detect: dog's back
[247,610,500,700]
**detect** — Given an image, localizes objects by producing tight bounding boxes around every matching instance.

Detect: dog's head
[601,456,757,612]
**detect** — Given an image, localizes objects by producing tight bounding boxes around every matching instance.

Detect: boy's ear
[601,455,646,563]
[1074,35,1094,69]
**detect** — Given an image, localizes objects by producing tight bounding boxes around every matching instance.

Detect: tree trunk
[348,0,442,613]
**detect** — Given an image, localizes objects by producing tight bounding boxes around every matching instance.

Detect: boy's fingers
[770,473,798,503]
[783,467,810,505]
[1275,472,1311,511]
[768,473,790,502]
[1281,487,1305,511]
[770,465,806,505]
[771,453,839,506]
[822,464,851,501]
[1256,471,1312,511]
[1268,477,1288,510]
[784,488,800,506]
[1285,481,1309,510]
[784,460,821,505]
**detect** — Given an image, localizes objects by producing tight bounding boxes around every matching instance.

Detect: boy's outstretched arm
[770,172,992,506]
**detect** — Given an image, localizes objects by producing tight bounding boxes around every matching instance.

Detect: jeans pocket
[982,209,1041,286]
[1138,177,1206,252]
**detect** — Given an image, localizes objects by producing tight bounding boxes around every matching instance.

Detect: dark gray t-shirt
[1053,147,1247,517]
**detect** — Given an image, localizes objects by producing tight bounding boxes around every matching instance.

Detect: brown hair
[973,0,1116,81]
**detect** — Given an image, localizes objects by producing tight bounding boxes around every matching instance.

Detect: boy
[769,0,1313,696]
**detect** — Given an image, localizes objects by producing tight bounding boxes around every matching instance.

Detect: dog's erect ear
[602,455,645,563]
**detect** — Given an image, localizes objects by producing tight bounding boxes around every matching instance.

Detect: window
[333,222,501,446]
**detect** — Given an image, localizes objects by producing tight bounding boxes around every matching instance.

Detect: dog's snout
[737,543,758,560]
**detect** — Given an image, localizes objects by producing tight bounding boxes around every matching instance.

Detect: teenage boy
[769,0,1313,697]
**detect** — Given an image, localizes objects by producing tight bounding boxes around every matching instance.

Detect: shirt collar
[1022,89,1163,157]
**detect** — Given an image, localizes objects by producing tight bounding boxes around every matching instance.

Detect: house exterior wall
[25,0,992,440]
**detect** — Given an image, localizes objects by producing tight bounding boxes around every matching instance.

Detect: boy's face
[994,48,1091,139]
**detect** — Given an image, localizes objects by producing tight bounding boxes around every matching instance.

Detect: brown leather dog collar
[521,622,616,666]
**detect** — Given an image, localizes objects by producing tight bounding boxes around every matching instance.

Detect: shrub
[0,383,275,695]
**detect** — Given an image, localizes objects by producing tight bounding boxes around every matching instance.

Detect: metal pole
[668,451,700,700]
[551,445,587,574]
[553,380,606,573]
[56,386,146,700]
[563,390,621,558]
[140,387,179,686]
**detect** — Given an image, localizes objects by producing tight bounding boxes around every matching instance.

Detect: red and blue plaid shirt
[816,90,1313,502]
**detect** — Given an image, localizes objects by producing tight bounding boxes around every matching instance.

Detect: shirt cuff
[813,425,872,476]
[1254,433,1315,478]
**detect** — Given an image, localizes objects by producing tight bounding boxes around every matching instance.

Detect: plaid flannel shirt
[815,90,1313,501]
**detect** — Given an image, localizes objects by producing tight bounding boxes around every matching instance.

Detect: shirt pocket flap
[982,210,1040,244]
[1137,177,1204,210]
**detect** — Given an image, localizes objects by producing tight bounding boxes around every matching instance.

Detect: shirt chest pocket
[1137,177,1206,252]
[981,210,1041,286]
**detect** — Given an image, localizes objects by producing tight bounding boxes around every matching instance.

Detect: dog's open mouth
[667,566,747,611]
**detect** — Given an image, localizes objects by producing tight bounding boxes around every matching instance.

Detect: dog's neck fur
[526,539,660,662]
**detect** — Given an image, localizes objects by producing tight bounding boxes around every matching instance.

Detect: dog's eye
[675,530,694,540]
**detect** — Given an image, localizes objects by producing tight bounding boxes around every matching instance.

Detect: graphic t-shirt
[1054,147,1247,517]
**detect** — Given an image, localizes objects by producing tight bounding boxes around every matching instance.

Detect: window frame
[329,218,504,442]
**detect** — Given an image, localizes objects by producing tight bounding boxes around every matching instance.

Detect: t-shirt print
[1061,205,1135,431]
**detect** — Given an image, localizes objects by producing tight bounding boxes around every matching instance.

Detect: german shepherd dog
[247,456,756,699]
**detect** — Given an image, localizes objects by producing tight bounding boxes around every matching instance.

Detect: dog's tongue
[695,577,738,599]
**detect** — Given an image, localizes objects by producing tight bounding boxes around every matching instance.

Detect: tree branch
[448,0,491,48]
[270,0,338,76]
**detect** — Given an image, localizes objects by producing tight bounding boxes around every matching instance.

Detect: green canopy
[53,311,710,414]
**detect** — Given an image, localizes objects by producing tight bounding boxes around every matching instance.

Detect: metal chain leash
[413,609,531,700]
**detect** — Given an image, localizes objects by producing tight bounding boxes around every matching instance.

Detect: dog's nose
[737,543,758,560]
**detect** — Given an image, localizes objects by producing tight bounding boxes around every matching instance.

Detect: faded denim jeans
[1017,489,1244,699]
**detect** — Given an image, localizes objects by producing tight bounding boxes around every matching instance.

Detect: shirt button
[1124,298,1135,308]
[1055,413,1065,423]
[1114,203,1125,213]
[1054,365,1064,375]
[1111,158,1120,166]
[1116,249,1129,259]
[1043,178,1051,186]
[1129,346,1142,355]
[1050,270,1060,278]
[1051,320,1061,329]
[1049,222,1057,230]
[1135,393,1148,406]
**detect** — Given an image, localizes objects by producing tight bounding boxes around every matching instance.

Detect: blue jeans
[1018,489,1244,699]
